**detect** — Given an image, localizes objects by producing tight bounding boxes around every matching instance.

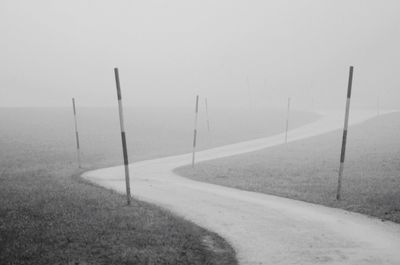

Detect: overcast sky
[1,0,399,109]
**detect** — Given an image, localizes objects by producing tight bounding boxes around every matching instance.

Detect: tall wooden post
[114,67,132,205]
[285,97,291,143]
[72,98,81,168]
[205,97,210,132]
[192,95,199,167]
[336,66,354,200]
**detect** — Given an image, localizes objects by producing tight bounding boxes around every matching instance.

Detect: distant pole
[72,98,81,168]
[336,66,354,201]
[114,67,131,205]
[205,97,210,132]
[285,97,291,143]
[192,95,199,167]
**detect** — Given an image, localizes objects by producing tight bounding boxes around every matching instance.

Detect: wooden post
[72,98,81,168]
[192,95,199,167]
[285,97,291,143]
[114,67,132,205]
[336,66,354,200]
[205,97,210,132]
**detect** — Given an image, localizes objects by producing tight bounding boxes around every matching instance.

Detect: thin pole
[72,98,81,168]
[336,66,354,200]
[205,97,210,132]
[192,95,199,167]
[114,67,131,205]
[285,97,291,143]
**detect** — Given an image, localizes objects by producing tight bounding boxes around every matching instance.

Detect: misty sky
[1,0,399,109]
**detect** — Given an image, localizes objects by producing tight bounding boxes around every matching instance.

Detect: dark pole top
[72,98,76,115]
[114,68,122,100]
[347,66,354,98]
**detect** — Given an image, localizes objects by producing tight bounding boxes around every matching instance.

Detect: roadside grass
[0,151,237,265]
[175,112,400,223]
[0,107,317,264]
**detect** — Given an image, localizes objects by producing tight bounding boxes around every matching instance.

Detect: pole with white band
[72,98,81,168]
[192,95,199,168]
[114,67,132,205]
[336,66,354,200]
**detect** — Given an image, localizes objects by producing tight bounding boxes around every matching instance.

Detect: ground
[175,112,400,223]
[0,143,236,265]
[0,107,317,264]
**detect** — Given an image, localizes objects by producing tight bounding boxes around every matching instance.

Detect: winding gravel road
[83,110,400,265]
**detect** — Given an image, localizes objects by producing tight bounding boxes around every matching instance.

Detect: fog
[1,0,399,109]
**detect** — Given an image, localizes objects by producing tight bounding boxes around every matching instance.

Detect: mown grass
[0,145,236,265]
[175,112,400,223]
[0,106,317,264]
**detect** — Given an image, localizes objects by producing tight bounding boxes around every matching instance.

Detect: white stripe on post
[192,95,199,168]
[114,67,132,205]
[72,98,81,168]
[205,97,210,132]
[285,97,291,143]
[336,66,354,201]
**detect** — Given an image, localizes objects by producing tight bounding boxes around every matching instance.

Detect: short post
[285,97,291,143]
[205,97,210,132]
[336,66,354,200]
[114,67,132,205]
[192,95,199,167]
[72,98,81,168]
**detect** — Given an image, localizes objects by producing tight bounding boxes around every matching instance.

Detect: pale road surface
[83,110,400,265]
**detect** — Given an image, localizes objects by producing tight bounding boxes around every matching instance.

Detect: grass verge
[0,153,237,264]
[175,112,400,223]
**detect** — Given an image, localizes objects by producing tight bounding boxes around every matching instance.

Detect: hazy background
[0,0,399,109]
[0,107,318,168]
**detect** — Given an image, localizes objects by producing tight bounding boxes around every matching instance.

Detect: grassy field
[0,107,317,264]
[0,151,238,265]
[0,107,317,164]
[175,112,400,223]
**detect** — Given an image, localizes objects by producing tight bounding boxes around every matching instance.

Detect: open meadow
[0,107,317,264]
[2,1,400,264]
[175,111,400,223]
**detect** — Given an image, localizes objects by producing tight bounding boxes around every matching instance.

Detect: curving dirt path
[83,110,400,265]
